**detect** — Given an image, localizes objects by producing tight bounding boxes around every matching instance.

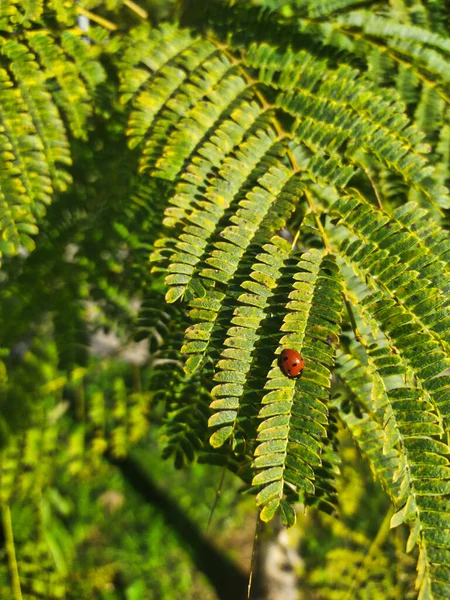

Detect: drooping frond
[0,2,107,257]
[331,195,450,425]
[334,324,450,597]
[122,12,450,592]
[372,383,450,597]
[334,272,450,596]
[335,350,403,505]
[249,250,343,521]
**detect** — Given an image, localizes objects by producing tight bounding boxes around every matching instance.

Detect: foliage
[0,0,449,598]
[300,435,417,600]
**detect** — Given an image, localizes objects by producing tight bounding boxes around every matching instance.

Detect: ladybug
[279,349,304,379]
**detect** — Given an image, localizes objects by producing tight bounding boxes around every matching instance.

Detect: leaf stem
[343,293,366,345]
[206,465,227,531]
[304,190,333,253]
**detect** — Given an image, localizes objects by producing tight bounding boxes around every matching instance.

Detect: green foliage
[0,0,449,598]
[300,437,417,600]
[124,1,450,595]
[0,1,109,257]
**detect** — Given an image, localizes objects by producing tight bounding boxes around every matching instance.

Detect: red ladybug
[279,349,304,379]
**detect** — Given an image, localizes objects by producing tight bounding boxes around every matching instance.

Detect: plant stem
[2,503,22,600]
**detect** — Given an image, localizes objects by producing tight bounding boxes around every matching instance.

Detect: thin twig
[361,165,383,209]
[123,0,148,20]
[206,466,227,531]
[291,226,301,249]
[76,7,117,30]
[248,514,262,599]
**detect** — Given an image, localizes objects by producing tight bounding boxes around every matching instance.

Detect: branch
[106,453,248,600]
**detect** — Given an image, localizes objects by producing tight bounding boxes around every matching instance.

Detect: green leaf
[279,499,296,527]
[260,498,280,522]
[166,286,185,303]
[209,426,234,448]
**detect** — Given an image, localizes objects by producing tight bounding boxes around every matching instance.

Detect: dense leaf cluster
[0,0,449,598]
